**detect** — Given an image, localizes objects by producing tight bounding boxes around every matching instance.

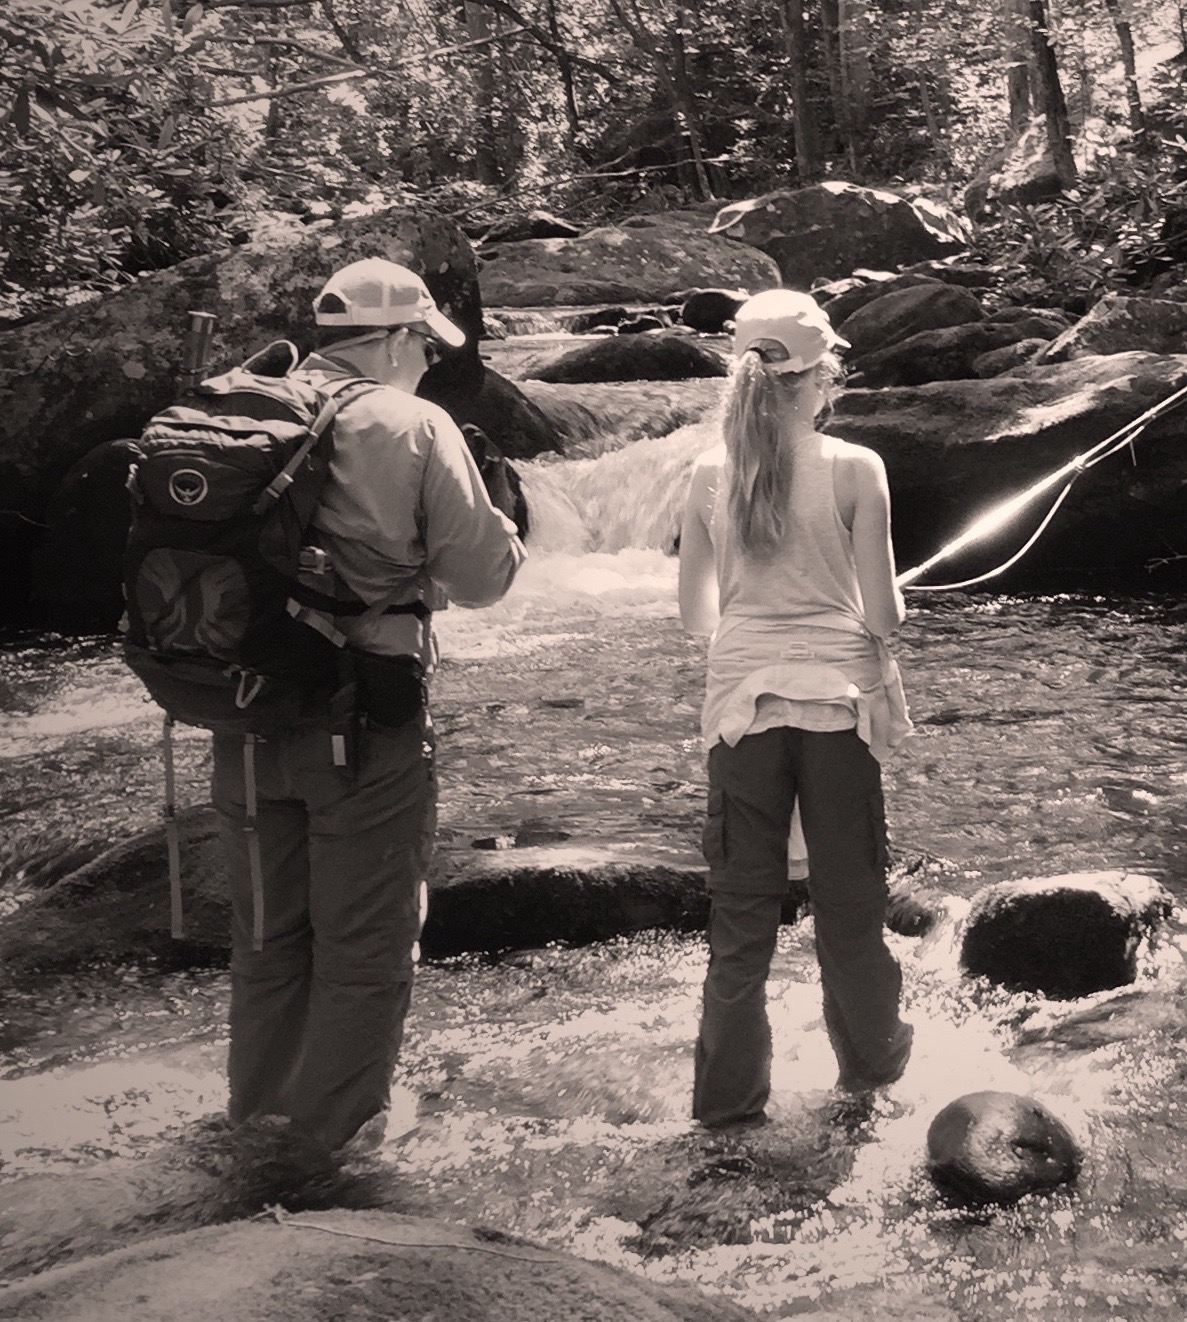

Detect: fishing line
[897,382,1187,592]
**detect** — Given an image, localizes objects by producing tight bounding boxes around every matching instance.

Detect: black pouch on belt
[353,649,427,731]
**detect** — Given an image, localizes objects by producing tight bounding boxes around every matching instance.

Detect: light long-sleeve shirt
[299,353,526,667]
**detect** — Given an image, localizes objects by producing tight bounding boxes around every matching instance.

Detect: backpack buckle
[234,670,266,709]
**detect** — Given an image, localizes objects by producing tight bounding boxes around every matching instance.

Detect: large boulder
[419,363,564,460]
[849,316,1063,388]
[835,282,986,357]
[475,212,782,307]
[971,338,1050,378]
[1,209,482,519]
[1039,294,1187,363]
[927,1091,1082,1205]
[0,208,555,623]
[708,183,969,288]
[0,1205,760,1321]
[831,351,1187,582]
[27,438,142,629]
[959,870,1173,998]
[526,333,729,384]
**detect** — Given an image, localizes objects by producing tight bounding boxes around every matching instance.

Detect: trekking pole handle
[182,310,218,390]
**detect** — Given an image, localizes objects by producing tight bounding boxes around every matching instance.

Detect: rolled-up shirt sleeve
[420,411,527,607]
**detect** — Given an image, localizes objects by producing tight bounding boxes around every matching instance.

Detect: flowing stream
[2,354,1187,1317]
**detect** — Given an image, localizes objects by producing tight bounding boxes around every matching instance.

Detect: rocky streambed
[3,546,1187,1319]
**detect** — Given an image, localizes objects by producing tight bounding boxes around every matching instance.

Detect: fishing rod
[896,381,1187,592]
[164,308,219,941]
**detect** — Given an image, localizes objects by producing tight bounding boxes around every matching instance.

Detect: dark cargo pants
[693,726,910,1126]
[212,712,436,1151]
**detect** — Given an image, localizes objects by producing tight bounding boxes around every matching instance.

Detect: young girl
[678,288,914,1128]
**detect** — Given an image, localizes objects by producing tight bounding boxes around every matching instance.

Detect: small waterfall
[521,416,719,555]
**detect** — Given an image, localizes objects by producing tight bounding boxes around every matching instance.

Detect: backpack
[123,344,381,737]
[121,343,387,950]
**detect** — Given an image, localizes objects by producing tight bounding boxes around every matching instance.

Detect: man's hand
[462,424,530,542]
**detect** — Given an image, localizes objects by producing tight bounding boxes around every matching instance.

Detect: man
[211,258,526,1173]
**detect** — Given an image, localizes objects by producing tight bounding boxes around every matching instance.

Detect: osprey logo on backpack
[122,346,382,737]
[167,468,209,507]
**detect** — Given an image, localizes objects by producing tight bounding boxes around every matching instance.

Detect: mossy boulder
[526,333,729,384]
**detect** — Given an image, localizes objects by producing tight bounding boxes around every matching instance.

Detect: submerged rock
[526,333,729,384]
[0,806,714,981]
[959,870,1173,998]
[926,1090,1082,1205]
[679,288,746,334]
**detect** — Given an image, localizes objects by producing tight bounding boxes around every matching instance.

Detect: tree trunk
[1101,0,1145,135]
[607,0,715,200]
[464,0,501,184]
[837,0,873,175]
[910,0,946,162]
[544,0,582,147]
[668,1,716,198]
[1026,0,1077,185]
[1004,0,1033,135]
[777,0,821,183]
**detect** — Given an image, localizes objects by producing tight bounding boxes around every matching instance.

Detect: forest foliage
[1,0,1185,319]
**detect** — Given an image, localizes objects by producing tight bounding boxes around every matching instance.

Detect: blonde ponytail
[722,348,844,558]
[723,350,793,557]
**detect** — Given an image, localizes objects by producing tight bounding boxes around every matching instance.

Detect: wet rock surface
[960,870,1174,998]
[0,1206,761,1322]
[926,1090,1083,1205]
[525,333,729,384]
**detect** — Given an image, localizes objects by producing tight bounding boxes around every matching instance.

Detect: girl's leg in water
[797,729,911,1090]
[694,730,794,1126]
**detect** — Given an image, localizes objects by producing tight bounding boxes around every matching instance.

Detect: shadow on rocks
[0,1113,408,1283]
[615,1096,881,1258]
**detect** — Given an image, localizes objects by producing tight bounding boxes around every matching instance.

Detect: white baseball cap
[732,289,849,374]
[313,257,466,347]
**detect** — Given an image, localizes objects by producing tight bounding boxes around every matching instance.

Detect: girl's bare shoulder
[829,436,886,469]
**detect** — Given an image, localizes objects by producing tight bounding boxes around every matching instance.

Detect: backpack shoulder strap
[249,376,382,517]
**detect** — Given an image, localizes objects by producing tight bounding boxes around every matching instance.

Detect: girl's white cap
[732,288,849,373]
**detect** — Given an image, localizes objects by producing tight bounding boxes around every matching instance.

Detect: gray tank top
[710,431,865,627]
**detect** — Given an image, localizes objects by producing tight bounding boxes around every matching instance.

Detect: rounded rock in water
[926,1089,1082,1205]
